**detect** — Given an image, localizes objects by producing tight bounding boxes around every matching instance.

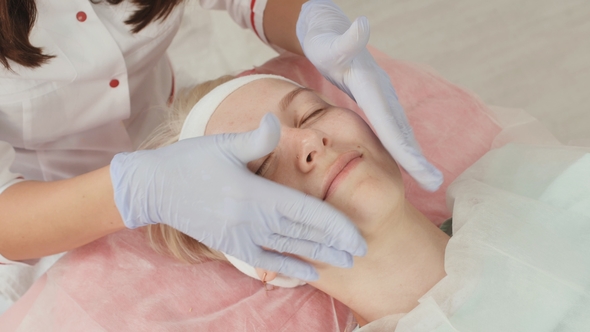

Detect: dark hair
[0,0,183,70]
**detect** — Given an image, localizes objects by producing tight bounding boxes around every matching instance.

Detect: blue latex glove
[110,114,367,280]
[296,0,443,191]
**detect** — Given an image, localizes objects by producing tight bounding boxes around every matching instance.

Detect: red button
[76,11,87,22]
[109,79,119,88]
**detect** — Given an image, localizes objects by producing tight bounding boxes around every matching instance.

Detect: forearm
[263,0,307,55]
[0,166,125,261]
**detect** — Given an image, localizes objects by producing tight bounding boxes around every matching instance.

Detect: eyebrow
[279,87,313,112]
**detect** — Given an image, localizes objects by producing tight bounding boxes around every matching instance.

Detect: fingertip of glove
[259,113,281,145]
[299,267,320,281]
[353,16,370,35]
[351,16,370,46]
[400,147,444,192]
[261,112,280,130]
[279,259,319,281]
[417,167,444,192]
[340,253,355,268]
[353,239,368,257]
[337,16,370,55]
[329,211,367,257]
[230,113,280,163]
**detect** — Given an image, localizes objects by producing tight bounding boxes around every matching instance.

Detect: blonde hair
[140,75,235,264]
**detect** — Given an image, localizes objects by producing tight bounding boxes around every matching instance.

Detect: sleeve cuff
[0,253,39,266]
[0,177,24,195]
[200,0,270,44]
[0,140,25,195]
[248,0,269,44]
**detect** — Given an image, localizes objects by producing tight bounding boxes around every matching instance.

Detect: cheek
[265,148,312,194]
[337,112,397,167]
[323,111,387,155]
[326,111,371,136]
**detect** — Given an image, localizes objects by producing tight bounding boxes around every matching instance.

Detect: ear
[255,267,277,282]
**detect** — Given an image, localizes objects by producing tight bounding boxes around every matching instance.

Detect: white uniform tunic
[0,0,268,193]
[0,0,269,297]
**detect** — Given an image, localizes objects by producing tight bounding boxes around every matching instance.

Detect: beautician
[0,0,442,281]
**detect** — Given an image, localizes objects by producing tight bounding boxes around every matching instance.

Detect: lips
[322,150,363,200]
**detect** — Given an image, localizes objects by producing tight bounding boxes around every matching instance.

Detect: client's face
[206,78,404,230]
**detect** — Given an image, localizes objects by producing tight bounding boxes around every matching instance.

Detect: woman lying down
[147,74,450,326]
[144,74,590,330]
[3,73,590,331]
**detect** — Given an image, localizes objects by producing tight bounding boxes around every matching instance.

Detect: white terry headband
[179,74,306,288]
[180,74,299,140]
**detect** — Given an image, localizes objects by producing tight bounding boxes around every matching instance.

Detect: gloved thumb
[332,16,371,63]
[226,113,281,164]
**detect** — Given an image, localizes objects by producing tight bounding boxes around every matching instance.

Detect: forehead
[205,78,300,135]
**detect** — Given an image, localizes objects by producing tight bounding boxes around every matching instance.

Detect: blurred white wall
[169,0,590,145]
[168,1,276,88]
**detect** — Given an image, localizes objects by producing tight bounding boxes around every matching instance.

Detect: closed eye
[300,108,325,126]
[255,153,273,176]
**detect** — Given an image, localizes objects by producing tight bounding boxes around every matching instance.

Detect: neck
[309,201,449,325]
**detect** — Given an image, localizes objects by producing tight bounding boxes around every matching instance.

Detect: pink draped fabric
[0,48,500,331]
[1,230,353,331]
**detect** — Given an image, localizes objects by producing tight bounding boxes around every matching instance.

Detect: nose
[288,128,330,173]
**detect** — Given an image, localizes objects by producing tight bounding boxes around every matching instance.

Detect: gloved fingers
[366,66,420,151]
[347,64,413,146]
[253,250,319,281]
[297,0,351,40]
[372,114,443,191]
[372,117,443,191]
[297,0,442,190]
[373,116,443,191]
[275,190,367,256]
[271,217,358,265]
[399,146,444,192]
[346,66,444,191]
[376,69,422,151]
[264,234,353,268]
[273,217,326,243]
[223,113,281,164]
[331,16,371,64]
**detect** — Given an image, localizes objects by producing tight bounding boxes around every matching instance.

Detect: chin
[328,173,404,233]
